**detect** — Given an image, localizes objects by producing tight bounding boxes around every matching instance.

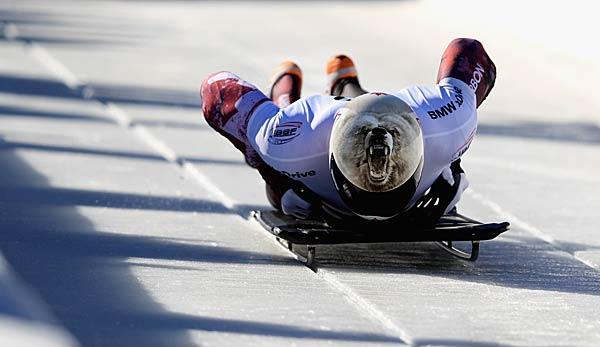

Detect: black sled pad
[251,210,509,245]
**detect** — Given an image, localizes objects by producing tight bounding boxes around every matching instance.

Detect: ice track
[1,1,599,346]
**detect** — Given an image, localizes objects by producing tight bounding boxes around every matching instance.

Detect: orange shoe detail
[269,61,302,91]
[326,54,358,94]
[268,60,303,106]
[326,55,357,75]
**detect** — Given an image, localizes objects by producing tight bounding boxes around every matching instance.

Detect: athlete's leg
[326,54,368,97]
[333,77,367,98]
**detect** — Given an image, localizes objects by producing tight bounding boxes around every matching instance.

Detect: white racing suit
[201,38,496,224]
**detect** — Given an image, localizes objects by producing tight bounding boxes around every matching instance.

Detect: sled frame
[251,210,508,268]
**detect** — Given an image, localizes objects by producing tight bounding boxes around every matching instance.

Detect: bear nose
[371,127,387,136]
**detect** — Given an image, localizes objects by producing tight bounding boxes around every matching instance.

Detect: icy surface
[0,1,599,346]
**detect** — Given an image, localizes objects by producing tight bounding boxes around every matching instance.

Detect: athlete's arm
[201,71,314,214]
[436,38,496,108]
[200,71,272,163]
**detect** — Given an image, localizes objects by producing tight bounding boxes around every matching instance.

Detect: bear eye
[357,126,370,135]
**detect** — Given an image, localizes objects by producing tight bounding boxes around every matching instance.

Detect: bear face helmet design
[329,93,424,220]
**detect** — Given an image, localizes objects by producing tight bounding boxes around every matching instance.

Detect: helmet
[329,93,424,220]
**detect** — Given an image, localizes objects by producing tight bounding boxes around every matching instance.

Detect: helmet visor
[330,154,422,219]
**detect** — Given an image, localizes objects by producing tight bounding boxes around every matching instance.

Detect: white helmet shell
[330,93,423,194]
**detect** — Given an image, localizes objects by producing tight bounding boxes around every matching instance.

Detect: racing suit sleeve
[437,38,496,108]
[200,71,270,165]
[200,71,303,211]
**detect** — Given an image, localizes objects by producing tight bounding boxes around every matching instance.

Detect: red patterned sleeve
[200,71,270,156]
[437,38,496,108]
[200,71,299,210]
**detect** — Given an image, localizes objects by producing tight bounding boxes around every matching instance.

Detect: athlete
[200,38,496,226]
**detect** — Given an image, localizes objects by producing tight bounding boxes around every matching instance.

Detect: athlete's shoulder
[392,79,475,123]
[296,94,347,119]
[248,94,346,165]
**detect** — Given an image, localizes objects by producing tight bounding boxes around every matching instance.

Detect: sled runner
[251,210,509,268]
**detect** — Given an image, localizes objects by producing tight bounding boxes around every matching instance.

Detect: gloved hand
[442,170,469,215]
[281,189,312,219]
